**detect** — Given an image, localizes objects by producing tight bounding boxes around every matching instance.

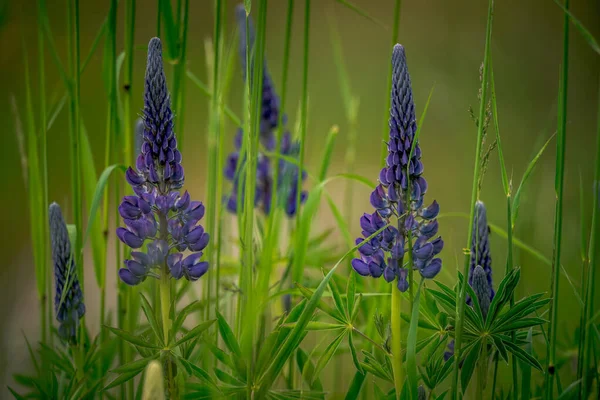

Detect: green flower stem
[450,0,494,397]
[391,282,404,399]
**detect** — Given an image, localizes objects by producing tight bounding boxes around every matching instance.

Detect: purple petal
[117,227,144,248]
[186,261,209,280]
[124,259,147,277]
[126,167,145,186]
[420,258,442,279]
[119,268,142,285]
[351,259,370,276]
[188,232,209,252]
[420,200,440,220]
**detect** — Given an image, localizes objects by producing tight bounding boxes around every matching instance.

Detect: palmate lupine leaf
[296,347,325,394]
[111,355,158,374]
[105,326,160,349]
[172,319,216,348]
[460,340,481,393]
[138,293,163,346]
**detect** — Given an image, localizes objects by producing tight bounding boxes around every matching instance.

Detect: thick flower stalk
[117,37,209,286]
[351,44,443,292]
[49,202,85,344]
[224,5,307,217]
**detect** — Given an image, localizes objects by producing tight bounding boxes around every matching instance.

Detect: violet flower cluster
[117,37,209,286]
[351,44,443,292]
[224,5,307,217]
[49,202,85,343]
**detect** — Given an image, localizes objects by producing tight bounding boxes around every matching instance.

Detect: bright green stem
[545,0,569,397]
[391,284,404,399]
[580,78,600,399]
[451,0,494,398]
[160,273,171,344]
[380,0,401,166]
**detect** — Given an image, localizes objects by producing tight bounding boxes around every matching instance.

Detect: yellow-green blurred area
[1,0,599,392]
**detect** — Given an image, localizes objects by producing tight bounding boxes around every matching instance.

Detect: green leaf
[557,379,582,399]
[503,339,543,371]
[348,330,364,374]
[311,330,348,384]
[7,387,26,400]
[400,312,437,331]
[159,0,178,60]
[460,340,481,393]
[174,354,219,389]
[105,326,159,349]
[216,311,246,377]
[81,164,126,249]
[215,367,245,386]
[409,83,435,161]
[491,335,509,363]
[104,370,142,391]
[487,267,521,323]
[283,321,345,331]
[172,319,216,348]
[296,283,344,323]
[111,355,157,374]
[139,293,163,345]
[520,328,533,400]
[344,370,366,400]
[173,300,200,334]
[493,318,547,334]
[296,348,324,394]
[328,270,348,319]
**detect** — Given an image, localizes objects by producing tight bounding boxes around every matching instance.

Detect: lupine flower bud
[224,7,307,217]
[472,265,491,319]
[49,203,85,343]
[117,38,209,286]
[469,201,494,301]
[352,44,443,292]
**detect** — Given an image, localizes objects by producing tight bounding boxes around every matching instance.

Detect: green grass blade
[405,280,424,398]
[81,164,126,249]
[545,0,570,395]
[318,125,339,181]
[553,0,600,55]
[511,133,556,227]
[334,0,387,29]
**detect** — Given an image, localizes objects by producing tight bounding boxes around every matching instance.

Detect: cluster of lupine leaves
[10,0,600,399]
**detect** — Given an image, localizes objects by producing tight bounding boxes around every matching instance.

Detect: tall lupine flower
[351,44,443,292]
[224,5,307,217]
[49,203,85,343]
[118,38,209,286]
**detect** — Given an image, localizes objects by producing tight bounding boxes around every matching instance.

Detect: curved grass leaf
[311,330,347,385]
[81,164,126,249]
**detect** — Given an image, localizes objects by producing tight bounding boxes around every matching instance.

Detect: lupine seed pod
[117,38,209,286]
[351,44,443,292]
[49,202,85,343]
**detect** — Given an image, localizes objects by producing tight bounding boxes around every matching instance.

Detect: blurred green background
[0,0,599,392]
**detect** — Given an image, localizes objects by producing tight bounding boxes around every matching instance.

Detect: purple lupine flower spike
[117,38,209,286]
[446,201,494,358]
[469,200,494,300]
[224,5,306,217]
[49,203,85,343]
[351,44,443,292]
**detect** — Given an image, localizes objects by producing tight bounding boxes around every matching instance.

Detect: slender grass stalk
[491,65,519,399]
[390,281,404,399]
[580,78,600,399]
[172,0,190,146]
[36,0,49,346]
[205,0,222,330]
[450,0,494,398]
[295,0,311,240]
[66,0,85,360]
[380,0,401,166]
[123,0,135,164]
[545,1,570,397]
